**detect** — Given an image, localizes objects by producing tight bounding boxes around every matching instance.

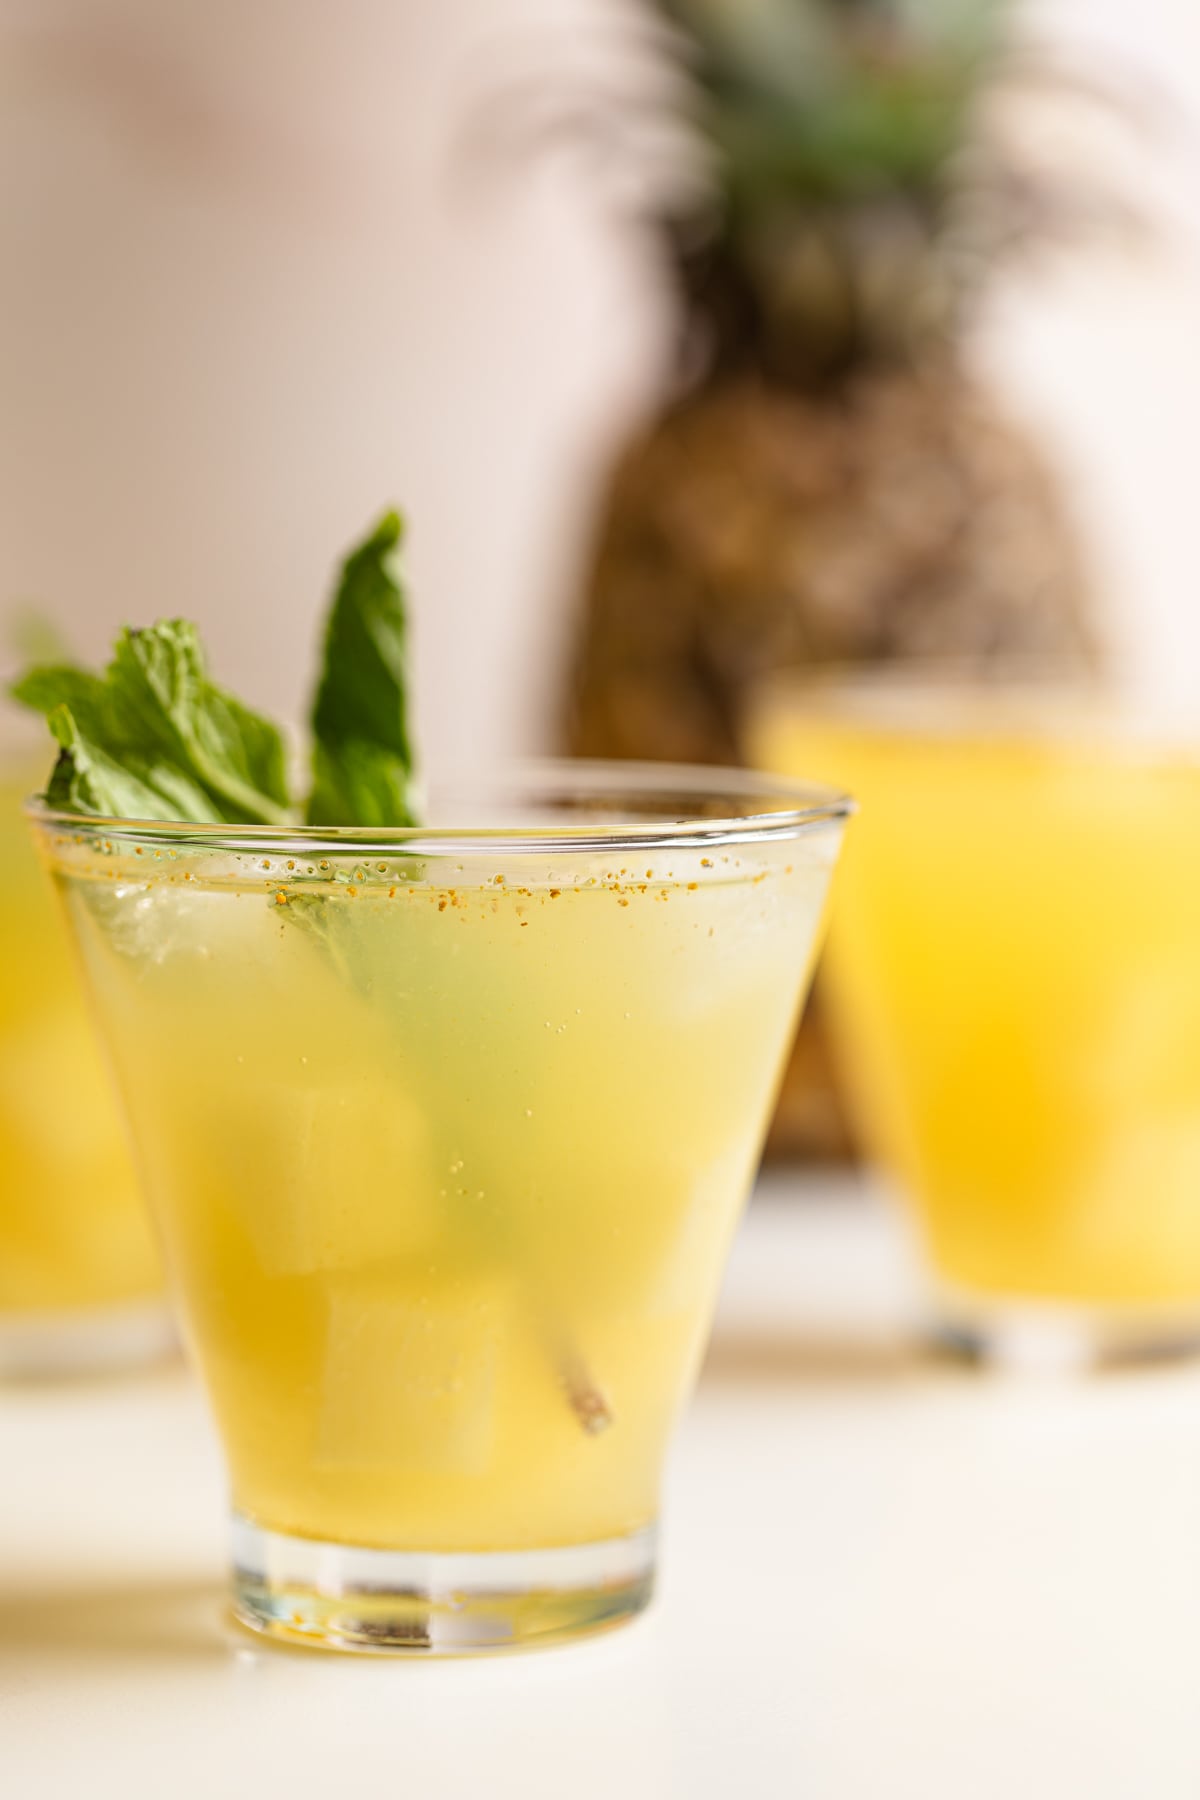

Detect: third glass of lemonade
[755,680,1200,1366]
[33,762,848,1650]
[0,757,163,1373]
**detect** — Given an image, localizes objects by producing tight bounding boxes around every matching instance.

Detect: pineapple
[566,0,1098,1159]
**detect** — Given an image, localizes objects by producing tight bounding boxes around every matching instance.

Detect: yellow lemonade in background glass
[0,765,163,1371]
[755,684,1200,1364]
[34,763,847,1651]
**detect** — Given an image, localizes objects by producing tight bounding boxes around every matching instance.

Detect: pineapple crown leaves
[461,2,1000,217]
[463,0,1152,383]
[654,0,1006,206]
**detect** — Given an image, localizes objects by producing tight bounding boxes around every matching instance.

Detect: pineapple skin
[569,365,1095,767]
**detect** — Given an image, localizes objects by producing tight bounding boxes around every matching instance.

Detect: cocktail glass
[755,678,1200,1369]
[30,761,848,1652]
[0,759,166,1374]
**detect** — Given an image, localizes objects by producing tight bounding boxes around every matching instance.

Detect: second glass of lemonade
[0,757,164,1374]
[32,762,848,1651]
[755,680,1200,1368]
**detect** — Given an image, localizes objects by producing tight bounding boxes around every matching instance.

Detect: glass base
[932,1287,1200,1374]
[230,1513,657,1655]
[0,1298,176,1378]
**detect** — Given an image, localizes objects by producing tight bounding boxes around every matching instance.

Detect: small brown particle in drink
[275,891,288,906]
[549,888,561,899]
[347,885,358,898]
[687,881,698,890]
[438,899,448,912]
[388,887,396,899]
[560,1356,614,1436]
[701,858,713,868]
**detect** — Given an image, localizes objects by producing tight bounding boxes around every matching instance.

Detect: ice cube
[315,1271,511,1475]
[67,873,269,974]
[198,1075,438,1279]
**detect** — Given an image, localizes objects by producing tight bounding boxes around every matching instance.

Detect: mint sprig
[11,512,417,829]
[309,510,418,828]
[12,628,278,824]
[13,513,614,1437]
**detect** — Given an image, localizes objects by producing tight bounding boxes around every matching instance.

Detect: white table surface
[5,1172,1200,1799]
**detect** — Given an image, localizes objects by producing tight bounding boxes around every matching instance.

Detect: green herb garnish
[11,512,614,1437]
[11,511,417,828]
[309,511,418,829]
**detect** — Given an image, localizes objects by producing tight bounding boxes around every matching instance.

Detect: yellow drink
[35,765,845,1648]
[756,692,1200,1348]
[0,770,159,1333]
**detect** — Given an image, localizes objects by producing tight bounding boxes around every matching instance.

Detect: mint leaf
[12,665,111,741]
[307,510,418,827]
[108,624,292,825]
[43,703,221,822]
[13,625,293,826]
[12,512,417,831]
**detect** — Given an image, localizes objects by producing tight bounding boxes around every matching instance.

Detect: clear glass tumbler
[30,762,848,1652]
[755,678,1200,1369]
[0,757,166,1375]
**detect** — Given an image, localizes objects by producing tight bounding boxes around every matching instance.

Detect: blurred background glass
[0,737,165,1374]
[753,678,1200,1365]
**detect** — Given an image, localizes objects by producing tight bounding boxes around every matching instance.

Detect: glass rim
[24,757,853,858]
[753,668,1200,753]
[754,662,1102,714]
